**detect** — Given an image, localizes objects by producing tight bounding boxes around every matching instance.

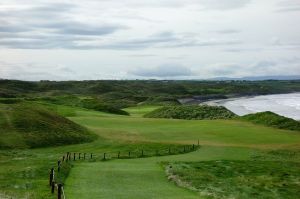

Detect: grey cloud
[98,31,179,49]
[276,7,300,12]
[59,25,124,36]
[130,64,193,77]
[58,66,76,74]
[99,32,242,50]
[207,63,242,76]
[112,0,251,10]
[35,21,126,36]
[0,2,126,49]
[0,29,242,50]
[128,54,157,57]
[216,29,240,34]
[0,1,245,50]
[169,39,242,48]
[0,25,32,33]
[252,61,277,68]
[276,1,300,12]
[197,0,252,10]
[0,61,62,81]
[223,48,263,53]
[206,58,300,78]
[0,3,75,18]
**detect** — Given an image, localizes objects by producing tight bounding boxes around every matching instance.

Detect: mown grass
[123,105,161,117]
[0,104,300,198]
[64,146,259,199]
[71,113,300,148]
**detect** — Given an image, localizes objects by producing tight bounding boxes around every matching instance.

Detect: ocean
[205,93,300,120]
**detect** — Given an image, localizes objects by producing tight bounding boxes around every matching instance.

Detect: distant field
[0,104,299,198]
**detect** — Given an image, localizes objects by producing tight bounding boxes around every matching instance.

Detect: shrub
[144,105,236,120]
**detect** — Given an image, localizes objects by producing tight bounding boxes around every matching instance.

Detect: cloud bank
[0,0,299,80]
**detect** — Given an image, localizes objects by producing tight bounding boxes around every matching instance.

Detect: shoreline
[200,92,300,120]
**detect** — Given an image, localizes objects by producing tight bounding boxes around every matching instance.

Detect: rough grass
[167,159,300,199]
[144,105,236,120]
[242,111,300,131]
[0,102,96,149]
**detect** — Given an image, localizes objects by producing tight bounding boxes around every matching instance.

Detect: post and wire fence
[49,140,201,198]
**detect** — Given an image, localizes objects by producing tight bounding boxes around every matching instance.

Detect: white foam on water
[217,93,300,120]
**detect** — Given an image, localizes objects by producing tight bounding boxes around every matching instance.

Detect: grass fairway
[71,114,300,149]
[65,160,198,199]
[0,105,300,198]
[65,147,256,199]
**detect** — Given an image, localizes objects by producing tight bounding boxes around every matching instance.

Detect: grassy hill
[144,105,236,120]
[1,79,300,108]
[242,111,300,131]
[0,102,96,148]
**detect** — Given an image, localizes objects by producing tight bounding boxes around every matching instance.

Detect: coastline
[200,92,300,120]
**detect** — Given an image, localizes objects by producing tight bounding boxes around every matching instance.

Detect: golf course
[1,0,299,197]
[1,102,299,199]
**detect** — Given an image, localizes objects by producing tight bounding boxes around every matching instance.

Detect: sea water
[206,93,300,120]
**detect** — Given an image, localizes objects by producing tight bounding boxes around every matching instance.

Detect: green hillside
[1,79,300,108]
[242,111,300,131]
[0,102,96,148]
[144,105,236,120]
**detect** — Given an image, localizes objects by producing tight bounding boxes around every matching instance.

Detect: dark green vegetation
[1,79,300,108]
[242,111,300,131]
[145,106,300,132]
[144,105,236,120]
[0,102,95,149]
[167,154,300,199]
[37,96,130,115]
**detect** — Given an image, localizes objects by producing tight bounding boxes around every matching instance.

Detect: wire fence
[48,142,201,198]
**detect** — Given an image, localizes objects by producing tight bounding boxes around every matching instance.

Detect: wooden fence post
[91,153,93,159]
[184,146,186,152]
[57,184,62,199]
[103,153,106,160]
[68,153,71,161]
[141,150,144,157]
[128,151,131,158]
[51,181,55,193]
[118,151,120,159]
[57,160,61,172]
[66,155,68,162]
[193,144,195,150]
[49,168,54,186]
[73,153,76,161]
[79,153,81,160]
[62,156,65,162]
[84,153,86,160]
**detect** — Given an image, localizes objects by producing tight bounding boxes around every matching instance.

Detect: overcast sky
[0,0,299,80]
